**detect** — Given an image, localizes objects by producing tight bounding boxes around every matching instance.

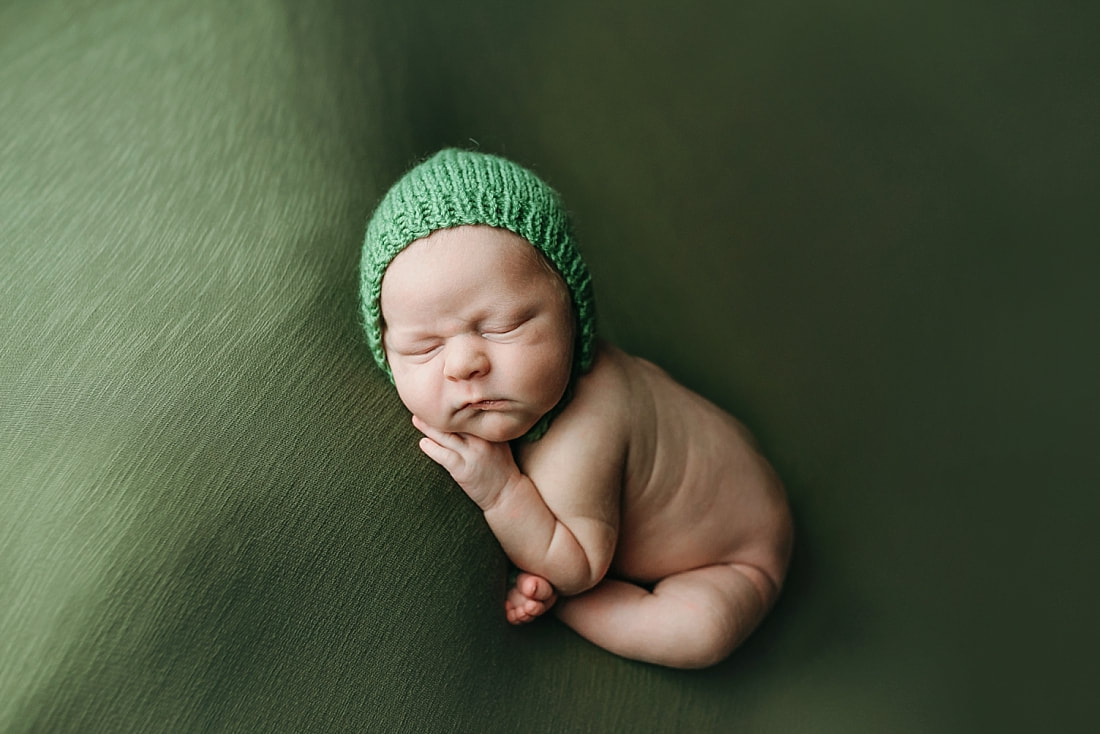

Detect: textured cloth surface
[2,1,1097,732]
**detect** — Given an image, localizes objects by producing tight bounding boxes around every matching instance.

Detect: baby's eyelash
[482,315,531,336]
[395,342,440,357]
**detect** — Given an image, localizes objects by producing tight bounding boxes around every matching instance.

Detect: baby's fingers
[417,436,462,473]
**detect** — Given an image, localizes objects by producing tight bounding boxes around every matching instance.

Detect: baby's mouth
[462,399,509,412]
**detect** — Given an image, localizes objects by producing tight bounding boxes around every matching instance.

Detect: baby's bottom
[554,563,775,669]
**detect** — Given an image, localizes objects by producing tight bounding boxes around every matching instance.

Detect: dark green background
[2,1,1096,731]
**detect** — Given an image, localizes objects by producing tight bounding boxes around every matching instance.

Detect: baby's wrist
[479,468,528,514]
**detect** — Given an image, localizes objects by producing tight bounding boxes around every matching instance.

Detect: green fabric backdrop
[2,1,1096,731]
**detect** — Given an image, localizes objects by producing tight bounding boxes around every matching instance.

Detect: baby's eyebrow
[382,325,437,344]
[388,329,436,343]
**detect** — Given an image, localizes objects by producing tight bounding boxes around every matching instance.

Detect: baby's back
[605,346,791,584]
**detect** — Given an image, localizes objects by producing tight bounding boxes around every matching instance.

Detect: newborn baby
[361,149,792,668]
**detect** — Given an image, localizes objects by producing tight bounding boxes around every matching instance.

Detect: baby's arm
[413,414,620,596]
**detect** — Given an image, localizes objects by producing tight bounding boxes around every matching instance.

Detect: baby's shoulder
[571,343,642,420]
[527,344,639,455]
[515,345,637,486]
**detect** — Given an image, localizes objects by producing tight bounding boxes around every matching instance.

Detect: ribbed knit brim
[360,148,597,394]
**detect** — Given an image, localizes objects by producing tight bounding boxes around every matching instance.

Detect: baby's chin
[451,412,537,443]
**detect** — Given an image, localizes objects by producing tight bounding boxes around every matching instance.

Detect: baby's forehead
[379,228,575,341]
[385,225,560,282]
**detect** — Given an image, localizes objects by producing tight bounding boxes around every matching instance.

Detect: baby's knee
[662,603,742,669]
[657,570,768,668]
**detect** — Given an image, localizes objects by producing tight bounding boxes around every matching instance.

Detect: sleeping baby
[360,149,792,668]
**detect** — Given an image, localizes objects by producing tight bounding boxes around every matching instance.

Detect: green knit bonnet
[360,148,597,439]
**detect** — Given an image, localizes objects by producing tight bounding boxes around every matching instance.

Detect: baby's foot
[505,572,558,625]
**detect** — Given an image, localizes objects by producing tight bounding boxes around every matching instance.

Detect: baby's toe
[518,572,555,602]
[507,605,532,625]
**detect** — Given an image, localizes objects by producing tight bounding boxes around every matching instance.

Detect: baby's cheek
[530,343,571,389]
[392,368,430,413]
[419,371,452,422]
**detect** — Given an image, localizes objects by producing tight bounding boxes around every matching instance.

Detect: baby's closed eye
[481,317,530,340]
[391,340,443,359]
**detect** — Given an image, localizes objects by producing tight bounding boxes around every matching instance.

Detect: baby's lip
[459,398,510,412]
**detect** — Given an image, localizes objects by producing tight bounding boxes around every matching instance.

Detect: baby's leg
[554,563,776,669]
[505,572,558,624]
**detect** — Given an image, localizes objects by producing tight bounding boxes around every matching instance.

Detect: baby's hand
[412,415,521,510]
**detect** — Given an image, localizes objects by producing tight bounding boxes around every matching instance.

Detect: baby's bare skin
[382,225,792,669]
[510,345,792,666]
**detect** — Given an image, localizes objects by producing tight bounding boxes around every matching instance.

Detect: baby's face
[380,225,575,442]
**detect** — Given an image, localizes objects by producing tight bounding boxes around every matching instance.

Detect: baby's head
[360,149,596,441]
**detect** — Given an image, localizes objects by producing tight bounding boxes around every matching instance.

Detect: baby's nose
[443,336,490,381]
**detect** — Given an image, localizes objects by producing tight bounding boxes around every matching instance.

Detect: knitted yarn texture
[360,148,598,439]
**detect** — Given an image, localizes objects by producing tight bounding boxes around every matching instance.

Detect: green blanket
[3,1,1095,731]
